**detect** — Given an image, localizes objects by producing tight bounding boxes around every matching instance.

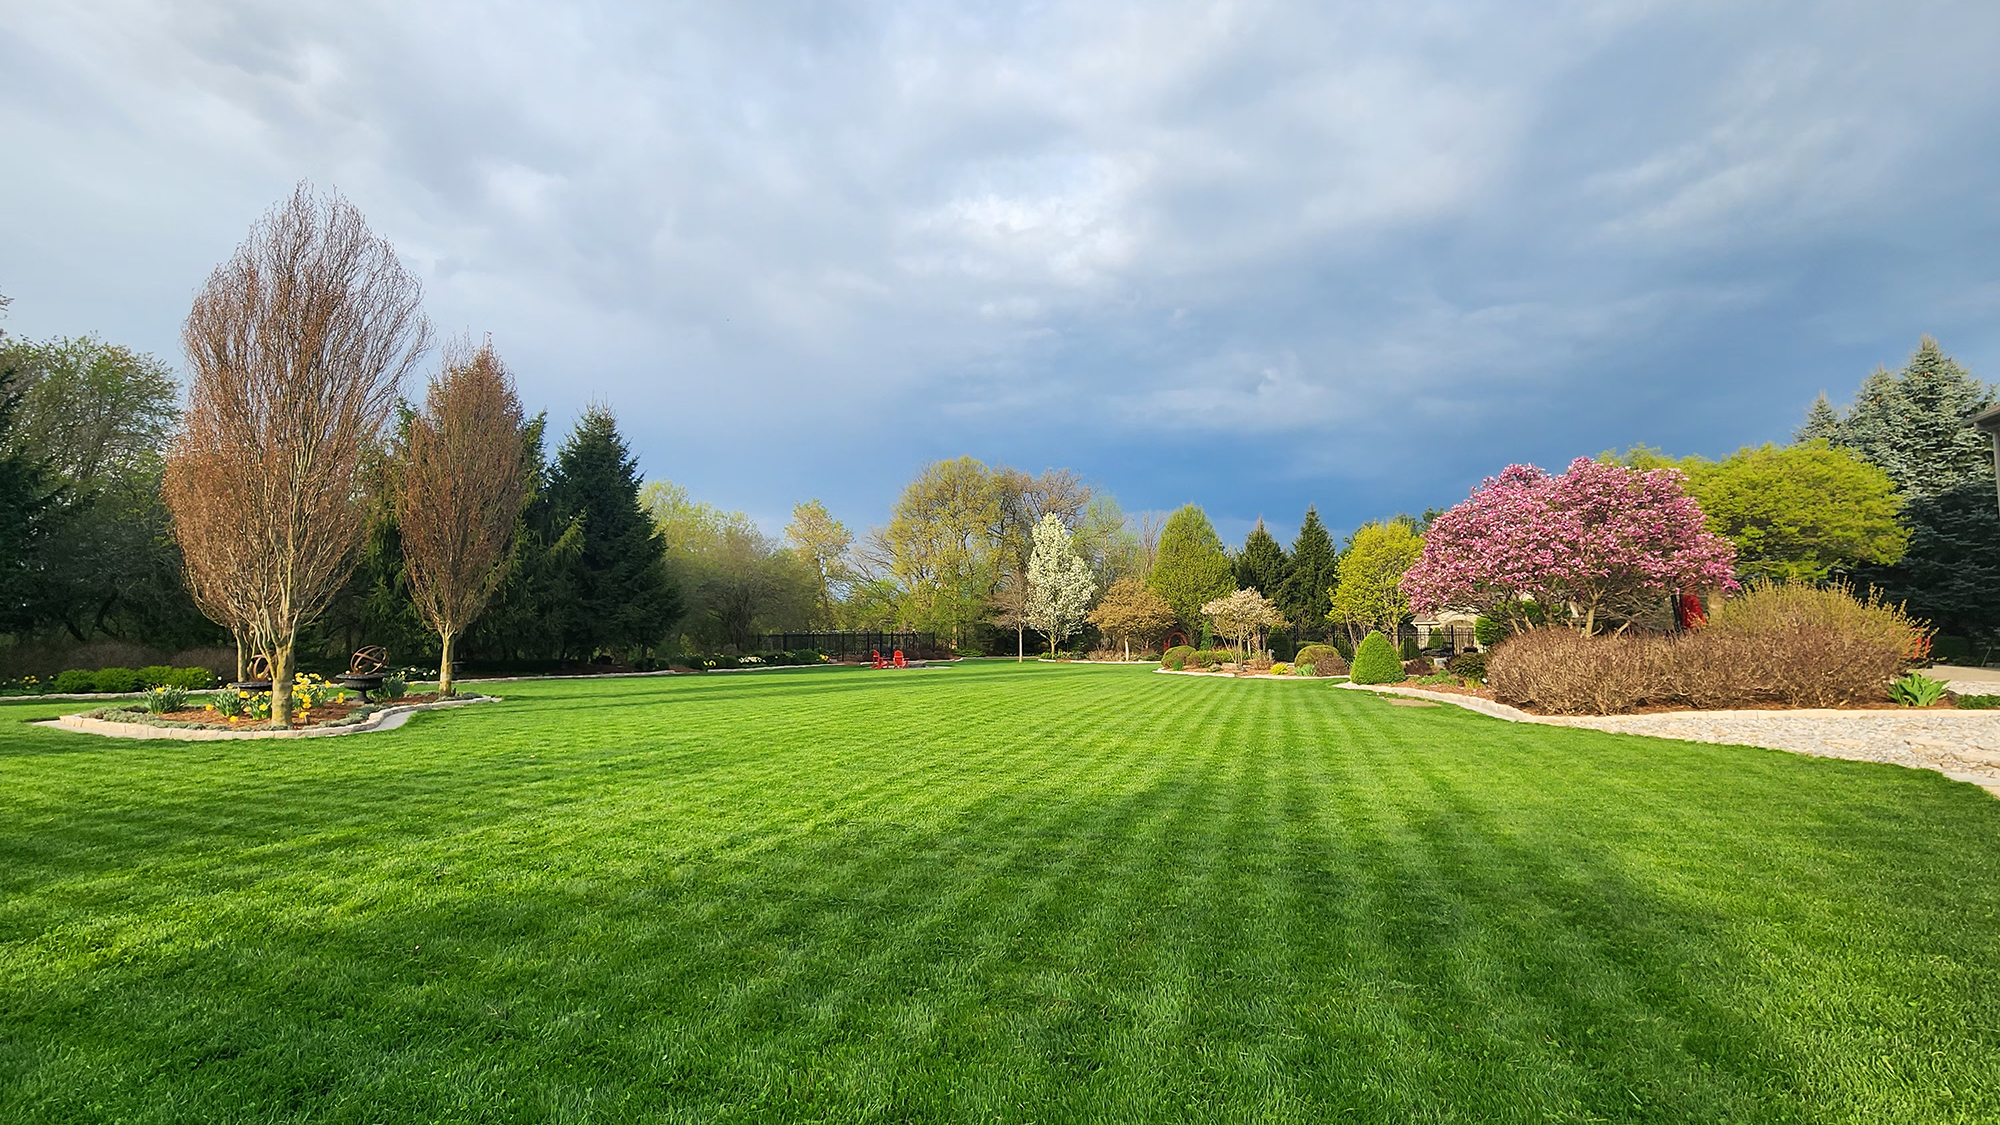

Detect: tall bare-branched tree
[399,341,528,696]
[164,184,429,725]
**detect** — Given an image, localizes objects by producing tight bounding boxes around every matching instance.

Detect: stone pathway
[1340,683,2000,798]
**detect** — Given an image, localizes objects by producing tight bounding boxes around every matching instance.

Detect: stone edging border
[35,695,500,741]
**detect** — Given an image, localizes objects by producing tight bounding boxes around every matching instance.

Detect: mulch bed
[152,693,440,730]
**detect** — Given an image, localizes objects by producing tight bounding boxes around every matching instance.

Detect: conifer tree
[1794,394,1840,444]
[545,406,680,659]
[1233,519,1290,599]
[1278,506,1338,638]
[1147,504,1234,630]
[1835,337,1994,498]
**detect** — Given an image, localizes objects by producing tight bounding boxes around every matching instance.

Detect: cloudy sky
[3,1,1996,544]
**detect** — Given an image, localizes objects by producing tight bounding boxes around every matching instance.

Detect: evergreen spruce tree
[1793,393,1841,444]
[1147,504,1235,631]
[1836,338,1994,498]
[1278,506,1338,638]
[0,379,72,632]
[1233,519,1291,598]
[1820,337,2000,640]
[545,407,681,659]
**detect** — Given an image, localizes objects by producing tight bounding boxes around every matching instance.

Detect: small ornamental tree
[1201,587,1285,660]
[1087,576,1177,661]
[1025,512,1096,657]
[1403,457,1737,635]
[398,342,530,696]
[1329,520,1424,644]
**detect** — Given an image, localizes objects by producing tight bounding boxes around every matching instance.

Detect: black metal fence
[754,632,946,659]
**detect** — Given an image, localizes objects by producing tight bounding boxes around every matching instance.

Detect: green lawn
[3,663,1997,1123]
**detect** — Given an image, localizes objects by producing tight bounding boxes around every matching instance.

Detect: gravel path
[1340,683,2000,798]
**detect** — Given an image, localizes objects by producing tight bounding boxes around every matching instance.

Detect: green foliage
[1294,644,1348,677]
[1888,673,1948,708]
[51,669,94,693]
[1399,636,1420,661]
[167,666,217,690]
[1148,505,1235,630]
[1350,631,1406,684]
[1329,520,1423,636]
[546,408,682,659]
[1192,648,1229,668]
[379,673,408,700]
[1681,442,1906,582]
[1833,337,1993,499]
[1277,506,1338,635]
[92,667,141,693]
[1953,694,2000,710]
[143,685,190,713]
[1161,644,1196,670]
[1446,651,1488,681]
[1851,480,2000,639]
[1270,632,1295,662]
[209,688,246,718]
[1233,520,1290,600]
[136,665,174,688]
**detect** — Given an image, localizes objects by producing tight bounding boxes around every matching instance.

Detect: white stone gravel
[1339,683,2000,798]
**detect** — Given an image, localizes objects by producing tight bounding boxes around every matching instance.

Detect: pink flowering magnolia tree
[1403,458,1737,635]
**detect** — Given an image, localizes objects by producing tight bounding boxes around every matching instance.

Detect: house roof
[1972,403,2000,434]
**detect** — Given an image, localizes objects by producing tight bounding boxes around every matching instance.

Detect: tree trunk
[1124,637,1130,662]
[1017,625,1024,663]
[233,628,248,684]
[270,641,295,726]
[439,629,457,696]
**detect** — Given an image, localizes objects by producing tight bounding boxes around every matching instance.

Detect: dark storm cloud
[2,0,1995,539]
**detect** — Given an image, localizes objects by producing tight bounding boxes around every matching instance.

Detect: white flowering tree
[1026,512,1097,658]
[1202,587,1285,661]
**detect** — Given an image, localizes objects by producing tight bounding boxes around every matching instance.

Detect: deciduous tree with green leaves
[1147,504,1235,633]
[1683,442,1906,582]
[1329,520,1424,644]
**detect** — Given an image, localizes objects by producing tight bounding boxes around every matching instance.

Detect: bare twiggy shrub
[1707,580,1923,707]
[163,184,429,724]
[1489,582,1924,714]
[398,341,529,695]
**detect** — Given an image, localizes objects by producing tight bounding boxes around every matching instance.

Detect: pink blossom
[1403,457,1737,634]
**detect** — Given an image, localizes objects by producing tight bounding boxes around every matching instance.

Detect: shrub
[1294,645,1347,677]
[1192,648,1229,668]
[1399,636,1420,661]
[1161,645,1196,670]
[1330,635,1355,661]
[1246,652,1274,672]
[1402,657,1434,676]
[1487,582,1922,714]
[1708,580,1922,708]
[52,669,96,693]
[144,685,191,714]
[93,667,142,694]
[1270,633,1296,662]
[1350,632,1406,685]
[380,674,409,700]
[1414,672,1458,686]
[1955,694,2000,710]
[1269,662,1291,675]
[167,666,217,690]
[1889,672,1947,708]
[136,665,176,689]
[1446,651,1488,681]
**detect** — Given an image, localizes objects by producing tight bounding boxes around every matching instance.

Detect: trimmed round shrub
[1349,632,1406,685]
[92,667,142,694]
[1445,650,1488,681]
[1294,645,1348,677]
[52,669,96,694]
[1161,645,1196,670]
